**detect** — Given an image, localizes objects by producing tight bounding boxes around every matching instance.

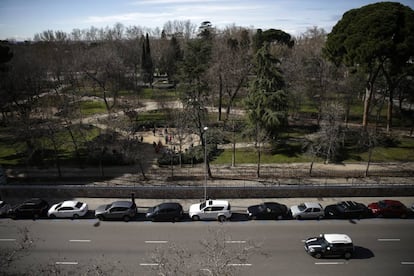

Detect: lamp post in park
[203,126,208,201]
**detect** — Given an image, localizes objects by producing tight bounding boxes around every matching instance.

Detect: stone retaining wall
[1,185,414,199]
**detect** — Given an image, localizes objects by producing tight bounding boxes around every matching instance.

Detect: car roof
[380,199,404,205]
[206,200,229,206]
[111,201,134,208]
[303,202,322,208]
[24,198,46,205]
[323,234,353,244]
[156,202,182,209]
[60,201,80,207]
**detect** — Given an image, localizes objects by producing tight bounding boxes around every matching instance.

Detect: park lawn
[0,125,101,165]
[80,101,107,116]
[212,147,312,164]
[346,137,414,162]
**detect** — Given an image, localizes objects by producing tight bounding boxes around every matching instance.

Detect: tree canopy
[324,2,414,128]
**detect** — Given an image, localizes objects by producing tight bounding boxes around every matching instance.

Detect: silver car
[95,201,137,222]
[290,202,324,219]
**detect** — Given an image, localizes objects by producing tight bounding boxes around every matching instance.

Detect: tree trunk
[362,86,372,129]
[217,74,223,121]
[256,143,261,178]
[386,89,393,133]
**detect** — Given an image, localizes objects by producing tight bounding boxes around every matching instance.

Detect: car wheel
[400,213,407,219]
[192,215,200,221]
[73,214,79,219]
[97,215,104,221]
[33,213,39,220]
[173,216,180,222]
[344,252,352,260]
[250,215,256,220]
[49,214,56,219]
[296,215,301,220]
[218,215,226,222]
[314,253,322,259]
[123,216,130,222]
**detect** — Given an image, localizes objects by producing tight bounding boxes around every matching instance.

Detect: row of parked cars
[1,198,413,222]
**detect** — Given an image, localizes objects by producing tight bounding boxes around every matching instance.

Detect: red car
[368,200,409,218]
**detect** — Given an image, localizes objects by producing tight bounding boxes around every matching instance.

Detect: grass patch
[80,101,107,116]
[212,147,312,164]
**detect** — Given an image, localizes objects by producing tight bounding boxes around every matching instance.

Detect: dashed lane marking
[315,262,345,265]
[401,262,414,265]
[377,238,400,242]
[0,239,16,242]
[225,240,246,244]
[56,262,78,265]
[145,240,168,244]
[69,239,91,243]
[140,263,160,266]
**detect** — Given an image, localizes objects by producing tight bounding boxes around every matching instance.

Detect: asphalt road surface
[1,217,414,276]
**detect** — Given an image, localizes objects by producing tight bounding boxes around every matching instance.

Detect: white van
[189,199,232,222]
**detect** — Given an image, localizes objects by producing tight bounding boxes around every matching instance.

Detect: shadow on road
[353,246,375,259]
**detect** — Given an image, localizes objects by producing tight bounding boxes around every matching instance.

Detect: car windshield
[105,204,112,210]
[200,202,206,209]
[75,202,83,208]
[298,203,306,211]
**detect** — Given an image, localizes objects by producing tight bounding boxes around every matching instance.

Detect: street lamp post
[203,126,208,201]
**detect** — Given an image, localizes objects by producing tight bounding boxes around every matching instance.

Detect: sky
[1,0,413,40]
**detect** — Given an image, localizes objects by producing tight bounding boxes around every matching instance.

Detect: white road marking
[315,262,345,265]
[225,240,246,244]
[401,262,414,265]
[140,263,160,266]
[69,239,91,243]
[145,240,168,244]
[227,263,252,266]
[377,238,400,242]
[0,239,16,242]
[55,262,78,265]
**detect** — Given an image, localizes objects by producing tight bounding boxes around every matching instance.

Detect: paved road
[1,217,413,275]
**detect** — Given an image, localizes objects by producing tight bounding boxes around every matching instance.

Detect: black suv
[146,202,184,222]
[304,234,354,259]
[324,201,371,219]
[9,198,49,219]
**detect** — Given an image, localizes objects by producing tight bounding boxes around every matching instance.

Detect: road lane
[0,219,413,275]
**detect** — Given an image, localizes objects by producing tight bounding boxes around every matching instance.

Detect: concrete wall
[1,185,414,199]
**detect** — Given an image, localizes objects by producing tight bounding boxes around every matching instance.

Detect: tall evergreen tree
[244,42,289,177]
[141,33,153,85]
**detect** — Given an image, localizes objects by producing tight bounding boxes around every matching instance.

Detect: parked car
[247,202,289,220]
[189,199,232,222]
[324,201,371,219]
[48,200,88,219]
[304,233,354,259]
[0,201,11,217]
[290,202,324,219]
[95,201,137,222]
[146,202,184,222]
[8,198,49,219]
[368,200,409,218]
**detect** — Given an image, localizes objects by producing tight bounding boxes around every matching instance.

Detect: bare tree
[148,227,261,276]
[308,102,345,164]
[0,227,35,273]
